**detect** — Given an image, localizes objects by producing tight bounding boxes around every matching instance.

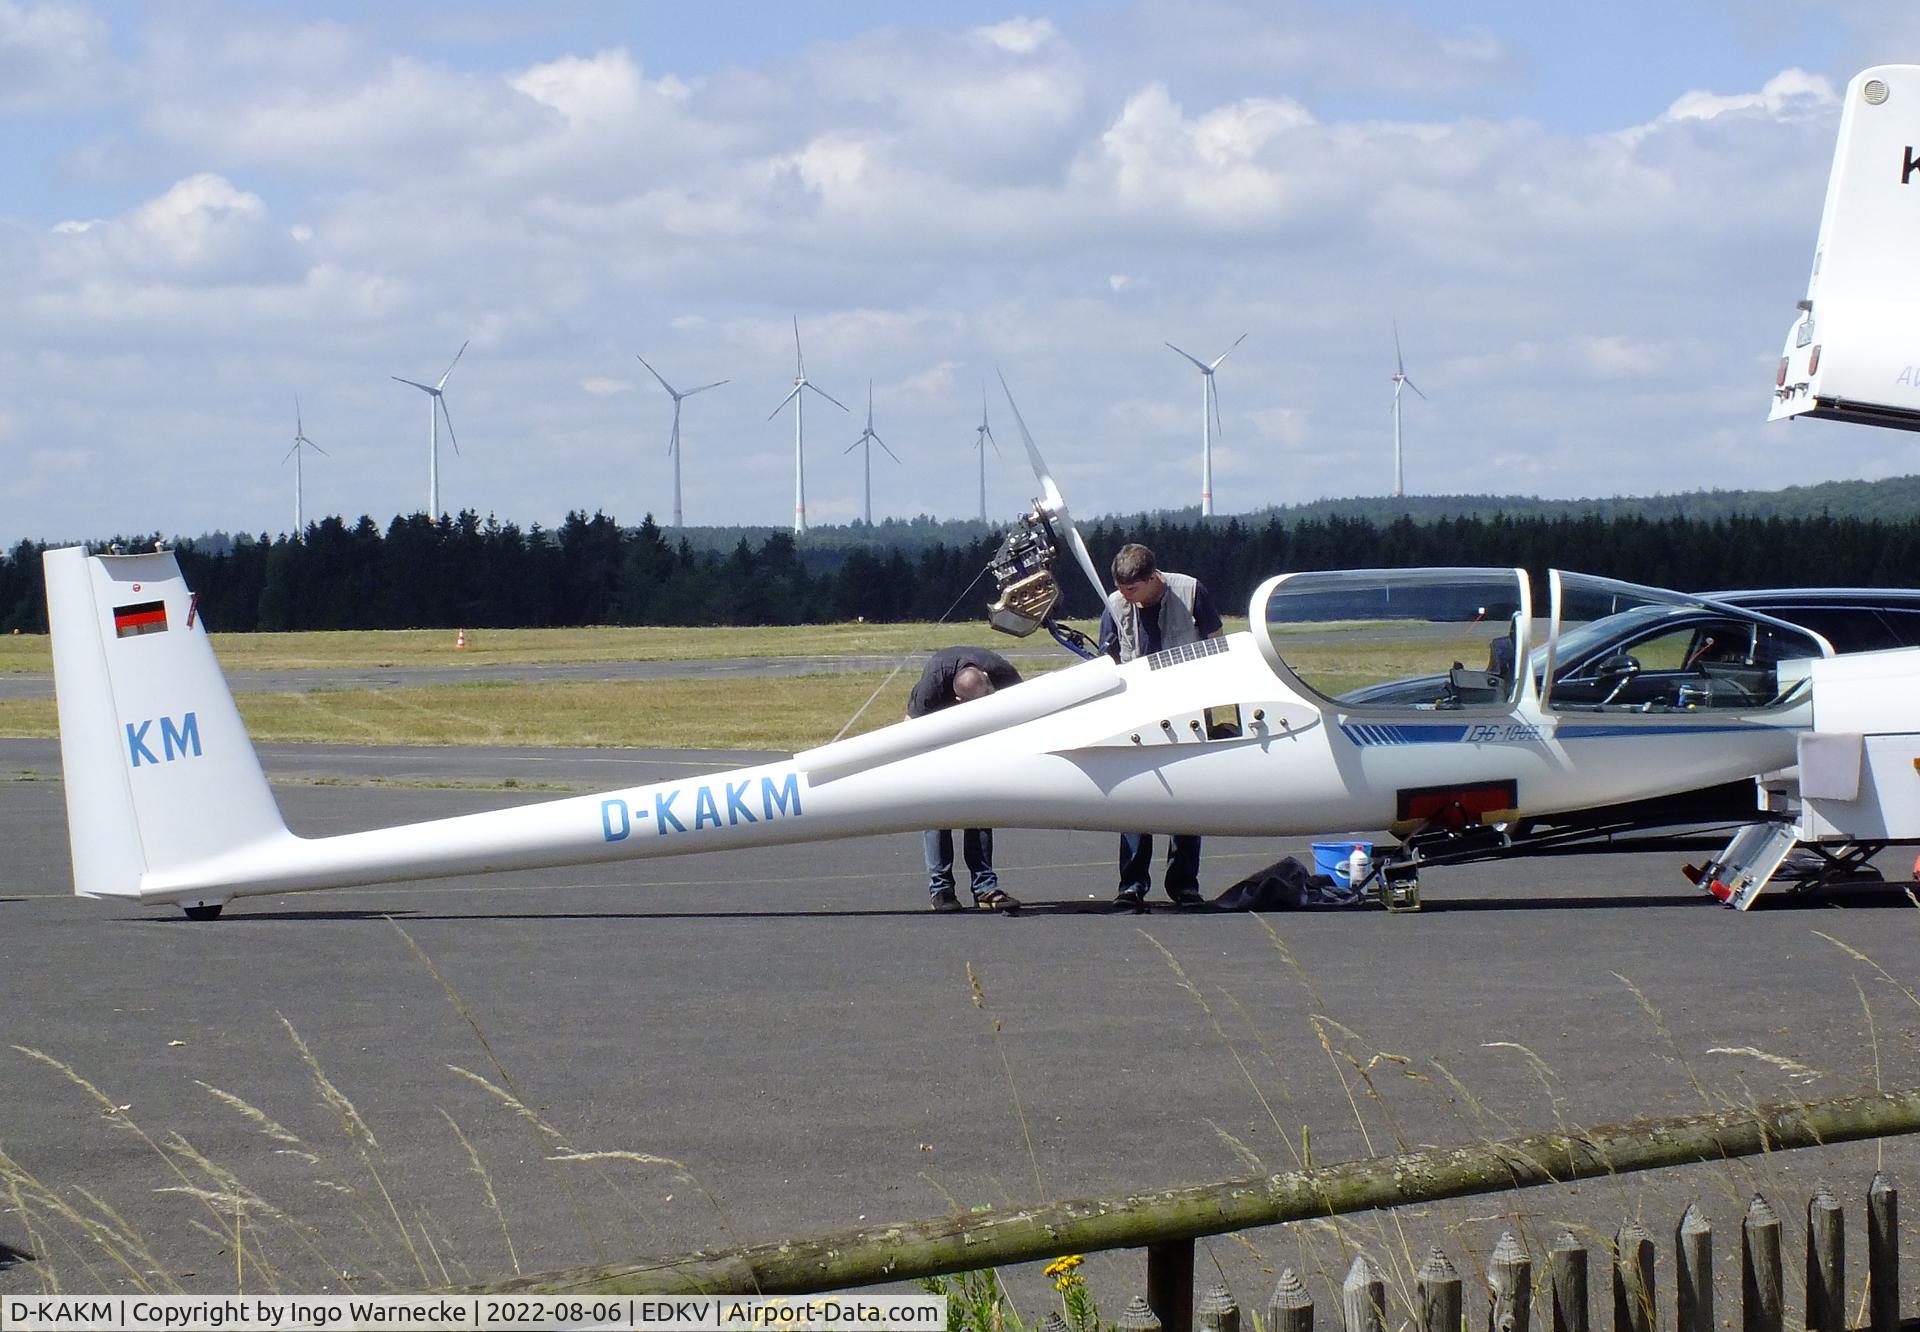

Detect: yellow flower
[1044,1255,1085,1281]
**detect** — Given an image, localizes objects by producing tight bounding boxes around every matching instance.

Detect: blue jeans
[925,829,998,897]
[1119,832,1202,900]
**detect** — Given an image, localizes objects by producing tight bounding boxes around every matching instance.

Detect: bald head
[953,665,996,703]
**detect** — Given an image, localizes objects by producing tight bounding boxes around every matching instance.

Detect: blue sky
[1,1,1916,543]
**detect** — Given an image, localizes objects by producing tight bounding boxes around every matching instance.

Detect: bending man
[906,646,1024,913]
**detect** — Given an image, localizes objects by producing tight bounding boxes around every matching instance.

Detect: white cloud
[1082,83,1316,229]
[1643,68,1835,137]
[1246,405,1311,449]
[43,174,302,287]
[484,48,723,192]
[147,51,542,176]
[4,444,95,505]
[581,377,632,396]
[973,17,1057,55]
[787,133,875,199]
[1575,335,1661,380]
[894,359,963,401]
[0,0,116,113]
[511,48,650,125]
[1657,69,1838,127]
[1107,1,1518,101]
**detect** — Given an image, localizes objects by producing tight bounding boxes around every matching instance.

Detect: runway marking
[270,776,589,793]
[265,755,757,769]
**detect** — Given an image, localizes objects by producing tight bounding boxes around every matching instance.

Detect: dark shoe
[1112,890,1149,913]
[973,888,1020,914]
[930,890,963,913]
[1168,891,1208,909]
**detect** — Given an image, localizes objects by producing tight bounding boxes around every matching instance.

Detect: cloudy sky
[2,1,1917,544]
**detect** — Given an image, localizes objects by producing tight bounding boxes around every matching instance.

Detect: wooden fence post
[1147,1239,1194,1332]
[1490,1232,1531,1332]
[1612,1222,1654,1332]
[1119,1293,1164,1332]
[1741,1195,1784,1332]
[1675,1203,1712,1332]
[1549,1230,1589,1332]
[1343,1254,1386,1332]
[1806,1184,1844,1332]
[1867,1172,1899,1332]
[1196,1281,1239,1332]
[1418,1249,1462,1332]
[1268,1268,1313,1332]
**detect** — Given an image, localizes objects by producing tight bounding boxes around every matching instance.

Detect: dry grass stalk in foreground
[5,920,1916,1302]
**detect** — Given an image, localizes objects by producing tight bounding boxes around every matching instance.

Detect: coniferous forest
[4,506,1920,635]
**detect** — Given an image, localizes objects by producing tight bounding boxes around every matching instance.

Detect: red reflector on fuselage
[1395,779,1519,826]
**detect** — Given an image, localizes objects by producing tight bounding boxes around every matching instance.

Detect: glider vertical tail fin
[44,546,289,901]
[1771,64,1920,429]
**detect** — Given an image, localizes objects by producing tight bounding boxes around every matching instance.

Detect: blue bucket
[1312,839,1374,886]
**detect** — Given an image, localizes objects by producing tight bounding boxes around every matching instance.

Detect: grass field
[0,621,1500,751]
[0,621,1108,672]
[0,673,937,750]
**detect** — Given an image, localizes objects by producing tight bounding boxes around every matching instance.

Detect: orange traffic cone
[455,628,467,650]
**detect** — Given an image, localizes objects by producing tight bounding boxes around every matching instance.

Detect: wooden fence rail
[470,1087,1920,1300]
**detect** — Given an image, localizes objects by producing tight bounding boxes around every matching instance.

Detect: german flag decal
[114,600,168,638]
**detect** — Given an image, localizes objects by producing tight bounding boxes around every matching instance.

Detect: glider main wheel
[181,903,225,922]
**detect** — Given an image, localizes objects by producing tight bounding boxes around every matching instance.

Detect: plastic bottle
[1346,843,1372,889]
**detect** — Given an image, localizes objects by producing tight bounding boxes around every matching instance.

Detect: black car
[1337,586,1920,712]
[1702,588,1920,654]
[1550,587,1920,712]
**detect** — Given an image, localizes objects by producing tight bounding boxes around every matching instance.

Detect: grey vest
[1106,571,1200,663]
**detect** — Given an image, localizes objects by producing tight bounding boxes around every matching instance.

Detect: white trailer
[1771,65,1920,431]
[1694,649,1920,908]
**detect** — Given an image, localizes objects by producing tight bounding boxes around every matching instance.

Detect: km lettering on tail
[126,712,201,767]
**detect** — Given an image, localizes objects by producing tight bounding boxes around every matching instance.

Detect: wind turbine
[971,385,1000,521]
[1165,333,1246,518]
[766,318,847,534]
[843,381,900,526]
[1389,320,1428,499]
[637,355,728,528]
[391,340,467,517]
[283,396,328,537]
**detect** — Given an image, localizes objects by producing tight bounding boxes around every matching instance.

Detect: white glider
[46,538,1847,918]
